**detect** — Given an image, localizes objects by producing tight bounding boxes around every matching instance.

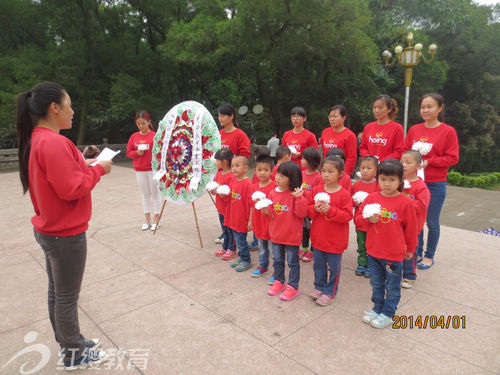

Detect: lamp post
[382,32,437,135]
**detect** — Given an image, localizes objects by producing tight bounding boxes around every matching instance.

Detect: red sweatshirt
[319,127,358,175]
[267,189,308,246]
[214,170,235,216]
[403,178,430,233]
[356,192,417,262]
[126,131,156,171]
[220,128,251,158]
[404,123,459,182]
[282,128,318,167]
[251,181,276,240]
[360,120,404,161]
[271,164,279,180]
[301,170,322,199]
[28,127,105,236]
[225,177,253,233]
[352,179,379,231]
[307,185,353,253]
[339,174,352,194]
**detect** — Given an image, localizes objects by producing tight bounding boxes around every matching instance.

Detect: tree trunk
[77,88,89,145]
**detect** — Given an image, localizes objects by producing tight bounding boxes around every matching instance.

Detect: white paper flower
[252,191,266,201]
[288,145,298,154]
[412,141,433,156]
[314,192,331,204]
[137,144,149,151]
[255,198,273,210]
[363,203,382,218]
[353,191,369,205]
[356,171,362,178]
[404,180,411,189]
[206,181,219,192]
[216,184,230,196]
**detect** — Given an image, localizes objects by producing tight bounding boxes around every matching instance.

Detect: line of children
[299,147,322,262]
[308,156,353,306]
[357,159,417,328]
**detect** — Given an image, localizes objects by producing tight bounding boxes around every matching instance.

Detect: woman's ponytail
[389,98,399,121]
[16,82,65,194]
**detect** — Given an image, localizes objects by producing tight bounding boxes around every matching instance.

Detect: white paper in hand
[91,147,120,166]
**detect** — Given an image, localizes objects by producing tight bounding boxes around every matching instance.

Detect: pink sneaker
[214,248,226,257]
[302,251,313,263]
[267,280,286,296]
[316,294,334,306]
[280,285,300,301]
[310,289,323,299]
[222,250,237,260]
[298,249,305,259]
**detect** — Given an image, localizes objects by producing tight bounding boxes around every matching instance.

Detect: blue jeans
[218,214,235,251]
[250,233,258,248]
[403,230,421,280]
[271,242,300,289]
[368,255,402,318]
[417,181,446,259]
[313,248,342,296]
[232,230,251,262]
[257,238,270,269]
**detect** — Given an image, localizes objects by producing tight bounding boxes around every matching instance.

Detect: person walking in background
[404,93,459,270]
[126,111,162,231]
[360,95,404,162]
[267,133,280,164]
[16,81,111,370]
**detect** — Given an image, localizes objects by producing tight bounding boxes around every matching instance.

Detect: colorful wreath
[152,101,221,204]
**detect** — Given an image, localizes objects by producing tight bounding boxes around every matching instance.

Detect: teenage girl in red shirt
[281,107,318,167]
[126,111,161,231]
[218,103,251,158]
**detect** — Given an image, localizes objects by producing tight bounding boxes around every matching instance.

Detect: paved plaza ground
[1,165,499,374]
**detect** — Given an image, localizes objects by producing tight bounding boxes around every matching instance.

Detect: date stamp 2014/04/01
[392,315,466,329]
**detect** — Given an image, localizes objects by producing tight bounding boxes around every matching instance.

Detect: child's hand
[368,214,379,224]
[247,221,253,232]
[262,207,270,215]
[422,160,429,168]
[322,203,331,212]
[314,201,323,213]
[404,252,414,260]
[137,149,145,156]
[210,190,216,196]
[291,187,304,197]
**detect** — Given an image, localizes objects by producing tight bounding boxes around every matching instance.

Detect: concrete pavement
[1,165,499,374]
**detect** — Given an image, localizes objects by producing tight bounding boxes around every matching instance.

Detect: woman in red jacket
[126,111,162,231]
[404,94,459,269]
[16,82,110,370]
[218,103,251,158]
[360,95,404,162]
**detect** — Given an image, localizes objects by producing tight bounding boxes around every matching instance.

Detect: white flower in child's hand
[288,145,298,154]
[216,184,230,196]
[412,141,433,156]
[206,181,219,192]
[314,192,331,204]
[255,198,273,210]
[353,191,369,205]
[363,203,381,219]
[404,180,411,189]
[252,191,266,201]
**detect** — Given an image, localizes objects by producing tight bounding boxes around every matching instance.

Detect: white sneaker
[362,309,378,324]
[150,224,159,231]
[370,313,393,328]
[401,278,414,288]
[141,223,150,231]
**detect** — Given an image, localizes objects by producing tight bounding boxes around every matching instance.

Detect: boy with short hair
[271,145,292,180]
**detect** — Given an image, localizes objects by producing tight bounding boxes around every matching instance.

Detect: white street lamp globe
[414,43,423,51]
[429,44,437,52]
[407,32,414,40]
[382,50,392,58]
[395,46,403,54]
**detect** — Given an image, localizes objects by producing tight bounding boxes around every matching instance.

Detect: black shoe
[60,338,101,356]
[64,349,109,371]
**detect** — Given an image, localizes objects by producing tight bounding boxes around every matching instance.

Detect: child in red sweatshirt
[400,150,430,288]
[212,149,236,259]
[308,157,353,306]
[225,156,254,271]
[264,161,307,301]
[352,156,379,278]
[250,155,276,279]
[357,159,417,329]
[299,147,323,262]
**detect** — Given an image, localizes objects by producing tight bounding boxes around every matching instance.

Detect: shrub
[447,170,500,189]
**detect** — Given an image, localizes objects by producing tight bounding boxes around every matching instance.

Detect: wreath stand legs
[192,202,204,248]
[153,199,167,236]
